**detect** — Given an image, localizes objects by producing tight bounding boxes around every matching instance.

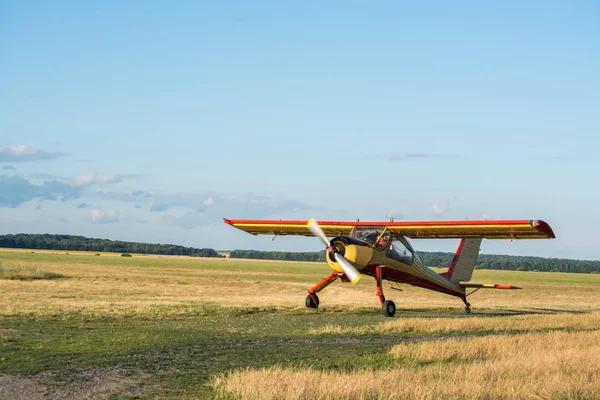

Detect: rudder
[441,238,482,283]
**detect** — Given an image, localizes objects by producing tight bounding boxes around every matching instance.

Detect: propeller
[307,218,362,284]
[307,218,330,247]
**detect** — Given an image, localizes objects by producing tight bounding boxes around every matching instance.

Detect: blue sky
[1,1,598,259]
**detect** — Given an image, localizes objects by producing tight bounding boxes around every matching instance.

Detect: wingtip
[531,219,556,239]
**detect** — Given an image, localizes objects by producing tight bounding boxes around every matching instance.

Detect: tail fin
[440,238,482,283]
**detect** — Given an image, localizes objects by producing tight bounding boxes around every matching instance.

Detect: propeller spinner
[307,218,362,284]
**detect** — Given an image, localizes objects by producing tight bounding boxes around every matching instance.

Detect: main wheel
[465,306,472,314]
[382,300,396,317]
[305,294,319,309]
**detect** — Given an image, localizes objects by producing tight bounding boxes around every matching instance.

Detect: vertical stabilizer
[441,238,482,283]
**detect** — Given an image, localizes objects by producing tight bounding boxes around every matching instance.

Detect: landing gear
[376,266,396,318]
[305,294,319,309]
[306,272,341,309]
[461,297,472,314]
[382,300,396,317]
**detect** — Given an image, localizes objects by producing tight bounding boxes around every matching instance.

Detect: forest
[417,251,600,274]
[230,249,327,262]
[0,234,224,258]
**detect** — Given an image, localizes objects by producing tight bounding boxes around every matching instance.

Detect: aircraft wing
[223,219,555,240]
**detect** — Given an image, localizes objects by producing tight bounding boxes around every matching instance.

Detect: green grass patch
[0,262,64,281]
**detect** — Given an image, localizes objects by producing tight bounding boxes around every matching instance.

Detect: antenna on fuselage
[385,209,393,222]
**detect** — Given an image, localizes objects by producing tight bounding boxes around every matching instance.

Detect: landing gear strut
[461,297,472,314]
[377,266,395,317]
[305,271,340,309]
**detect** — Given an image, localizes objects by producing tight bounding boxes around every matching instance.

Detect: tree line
[417,252,600,274]
[230,249,600,274]
[2,233,598,273]
[0,234,224,258]
[229,249,327,262]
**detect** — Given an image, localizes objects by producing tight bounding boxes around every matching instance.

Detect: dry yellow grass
[0,259,309,317]
[3,251,600,398]
[2,253,600,317]
[212,330,600,400]
[390,329,600,362]
[310,311,600,336]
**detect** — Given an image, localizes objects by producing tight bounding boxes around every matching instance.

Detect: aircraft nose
[329,238,346,256]
[342,244,373,269]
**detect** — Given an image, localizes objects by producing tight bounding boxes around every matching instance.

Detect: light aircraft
[224,218,555,317]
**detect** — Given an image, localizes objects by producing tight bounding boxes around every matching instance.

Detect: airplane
[224,218,555,317]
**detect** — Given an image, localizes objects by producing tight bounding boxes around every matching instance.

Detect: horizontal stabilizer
[459,283,521,290]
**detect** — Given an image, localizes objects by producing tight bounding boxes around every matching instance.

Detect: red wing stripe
[225,219,535,227]
[495,285,521,290]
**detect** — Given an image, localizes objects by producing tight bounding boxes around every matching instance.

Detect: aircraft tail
[440,238,482,283]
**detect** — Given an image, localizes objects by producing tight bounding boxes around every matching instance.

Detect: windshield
[350,227,390,249]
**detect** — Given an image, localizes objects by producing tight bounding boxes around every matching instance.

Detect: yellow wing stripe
[231,222,354,236]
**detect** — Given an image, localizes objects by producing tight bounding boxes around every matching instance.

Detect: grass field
[1,250,599,399]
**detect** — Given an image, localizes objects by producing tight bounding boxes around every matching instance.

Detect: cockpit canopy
[350,227,391,250]
[350,226,415,266]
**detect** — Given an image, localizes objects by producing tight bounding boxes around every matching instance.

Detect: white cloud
[30,173,70,182]
[97,190,313,223]
[75,173,120,186]
[73,173,145,186]
[0,145,66,162]
[98,174,120,184]
[6,145,35,156]
[433,200,449,215]
[91,208,119,223]
[0,175,82,207]
[75,172,97,187]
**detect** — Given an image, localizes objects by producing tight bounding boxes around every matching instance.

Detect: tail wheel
[305,294,319,309]
[382,300,396,317]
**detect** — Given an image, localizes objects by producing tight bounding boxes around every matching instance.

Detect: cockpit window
[350,227,391,250]
[386,237,413,265]
[351,227,383,246]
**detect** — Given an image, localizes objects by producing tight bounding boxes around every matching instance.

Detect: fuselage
[325,227,465,298]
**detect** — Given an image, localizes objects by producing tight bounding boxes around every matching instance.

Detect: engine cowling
[326,237,373,273]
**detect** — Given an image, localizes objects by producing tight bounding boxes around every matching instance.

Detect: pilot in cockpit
[363,231,380,244]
